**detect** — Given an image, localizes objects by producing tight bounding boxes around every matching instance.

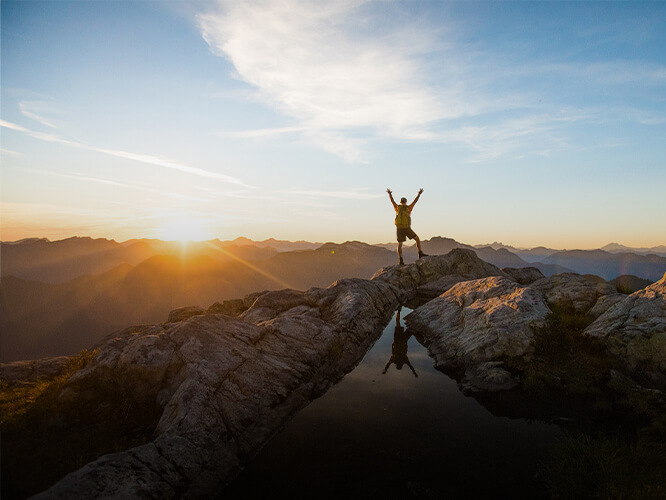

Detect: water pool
[223,307,564,498]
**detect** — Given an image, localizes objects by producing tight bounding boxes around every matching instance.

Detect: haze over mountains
[1,236,665,362]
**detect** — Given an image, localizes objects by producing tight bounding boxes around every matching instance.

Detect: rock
[583,274,607,284]
[167,306,204,323]
[240,289,313,324]
[207,299,246,316]
[610,275,654,294]
[372,248,508,303]
[34,278,401,499]
[26,248,662,497]
[460,361,519,393]
[501,266,544,285]
[207,292,266,317]
[0,356,72,385]
[405,276,550,391]
[588,293,625,319]
[530,273,617,314]
[585,272,666,390]
[413,275,468,304]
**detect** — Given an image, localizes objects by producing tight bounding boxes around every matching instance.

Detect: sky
[1,0,665,249]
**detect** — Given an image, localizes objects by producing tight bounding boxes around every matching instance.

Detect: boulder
[0,356,72,386]
[405,276,550,392]
[585,272,666,390]
[207,299,247,317]
[501,266,544,285]
[460,361,520,393]
[587,293,625,319]
[207,291,266,317]
[166,306,204,323]
[530,273,616,314]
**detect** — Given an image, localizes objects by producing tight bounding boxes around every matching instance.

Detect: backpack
[395,205,411,228]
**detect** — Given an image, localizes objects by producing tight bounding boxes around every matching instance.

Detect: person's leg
[397,241,404,263]
[414,233,428,258]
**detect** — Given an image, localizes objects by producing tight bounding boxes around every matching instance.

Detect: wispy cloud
[0,119,254,187]
[438,115,565,163]
[216,126,307,138]
[0,148,22,156]
[278,189,382,200]
[198,0,453,161]
[197,1,666,163]
[18,100,61,129]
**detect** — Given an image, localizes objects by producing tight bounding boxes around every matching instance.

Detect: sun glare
[157,217,212,242]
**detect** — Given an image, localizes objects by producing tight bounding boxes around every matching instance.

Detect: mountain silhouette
[2,236,665,362]
[541,249,666,281]
[0,241,395,361]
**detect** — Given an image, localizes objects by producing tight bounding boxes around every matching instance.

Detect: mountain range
[477,241,666,260]
[1,235,665,362]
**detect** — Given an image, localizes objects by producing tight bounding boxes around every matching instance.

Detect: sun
[157,217,212,242]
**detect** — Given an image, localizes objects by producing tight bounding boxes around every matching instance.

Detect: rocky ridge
[2,248,664,498]
[28,278,401,499]
[585,273,666,389]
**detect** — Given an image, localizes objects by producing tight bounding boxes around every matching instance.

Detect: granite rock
[502,266,545,285]
[530,273,617,314]
[405,276,550,392]
[585,272,666,390]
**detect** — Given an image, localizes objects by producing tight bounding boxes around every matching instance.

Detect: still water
[223,307,564,499]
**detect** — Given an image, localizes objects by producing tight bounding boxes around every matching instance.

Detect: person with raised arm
[387,188,427,265]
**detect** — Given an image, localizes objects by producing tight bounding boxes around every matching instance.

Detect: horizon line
[2,234,665,253]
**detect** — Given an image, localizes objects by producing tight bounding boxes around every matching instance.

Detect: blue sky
[2,0,665,248]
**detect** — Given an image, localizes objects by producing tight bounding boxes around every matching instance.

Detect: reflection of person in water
[383,306,418,377]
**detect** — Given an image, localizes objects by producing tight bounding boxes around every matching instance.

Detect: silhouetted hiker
[387,187,427,265]
[383,307,418,377]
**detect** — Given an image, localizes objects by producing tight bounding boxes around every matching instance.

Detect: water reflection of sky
[223,307,564,499]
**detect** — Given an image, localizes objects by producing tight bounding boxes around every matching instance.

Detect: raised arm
[383,355,395,374]
[409,188,424,209]
[387,188,398,209]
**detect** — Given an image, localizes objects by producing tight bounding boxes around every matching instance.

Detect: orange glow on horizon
[156,217,213,243]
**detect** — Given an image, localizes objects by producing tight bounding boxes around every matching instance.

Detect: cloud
[197,1,666,164]
[198,0,455,160]
[0,148,22,156]
[216,126,307,138]
[19,100,61,129]
[437,114,563,162]
[278,189,382,200]
[0,119,254,187]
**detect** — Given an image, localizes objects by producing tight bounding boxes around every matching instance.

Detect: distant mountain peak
[1,237,50,245]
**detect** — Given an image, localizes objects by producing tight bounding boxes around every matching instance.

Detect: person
[383,306,418,377]
[387,187,427,265]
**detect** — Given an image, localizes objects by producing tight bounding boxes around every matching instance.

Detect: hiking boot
[399,257,404,265]
[418,251,428,259]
